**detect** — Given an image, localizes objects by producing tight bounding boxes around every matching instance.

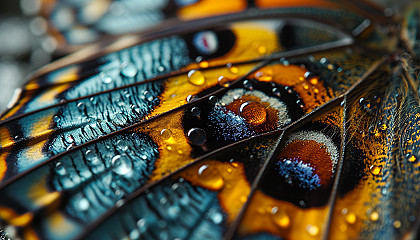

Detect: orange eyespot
[278,139,333,188]
[238,101,267,126]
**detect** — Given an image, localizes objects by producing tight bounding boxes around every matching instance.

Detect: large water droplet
[121,62,138,77]
[197,164,224,190]
[187,128,207,146]
[239,101,267,126]
[111,155,132,175]
[161,129,172,140]
[188,70,205,86]
[209,96,218,105]
[218,76,231,88]
[191,107,201,117]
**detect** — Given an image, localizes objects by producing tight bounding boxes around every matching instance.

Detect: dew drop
[393,220,401,228]
[100,72,112,84]
[209,96,218,105]
[370,165,382,176]
[243,80,253,90]
[137,219,147,233]
[272,88,281,97]
[191,107,201,117]
[271,209,290,229]
[111,155,132,175]
[121,62,138,78]
[73,194,90,211]
[227,63,239,74]
[116,139,128,151]
[197,165,224,190]
[370,211,379,221]
[255,70,272,81]
[187,128,207,146]
[231,162,239,168]
[218,76,231,87]
[55,162,67,175]
[143,91,154,101]
[306,224,319,236]
[188,70,205,86]
[345,213,357,224]
[239,101,267,126]
[161,129,172,140]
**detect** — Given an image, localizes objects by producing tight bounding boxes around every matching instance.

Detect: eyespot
[182,79,305,154]
[192,31,219,55]
[260,123,340,207]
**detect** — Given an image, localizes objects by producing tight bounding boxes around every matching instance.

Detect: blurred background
[0,0,53,113]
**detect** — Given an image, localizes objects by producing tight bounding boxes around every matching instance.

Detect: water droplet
[111,155,132,175]
[255,70,272,81]
[370,211,379,221]
[116,139,128,151]
[186,95,195,102]
[167,205,180,218]
[227,168,232,173]
[345,213,357,224]
[313,88,319,94]
[409,155,417,162]
[206,209,223,224]
[129,229,140,240]
[209,96,218,105]
[393,220,401,228]
[77,102,84,110]
[271,210,290,228]
[166,145,172,151]
[121,62,138,77]
[188,70,205,86]
[191,107,201,117]
[161,129,172,140]
[197,165,224,190]
[240,195,247,203]
[239,101,267,126]
[231,162,239,168]
[137,219,147,233]
[218,76,231,87]
[143,91,154,101]
[370,165,382,175]
[306,224,319,236]
[55,162,67,175]
[73,194,90,211]
[272,88,281,97]
[243,80,253,90]
[227,63,239,74]
[327,64,335,70]
[100,72,112,84]
[187,128,206,146]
